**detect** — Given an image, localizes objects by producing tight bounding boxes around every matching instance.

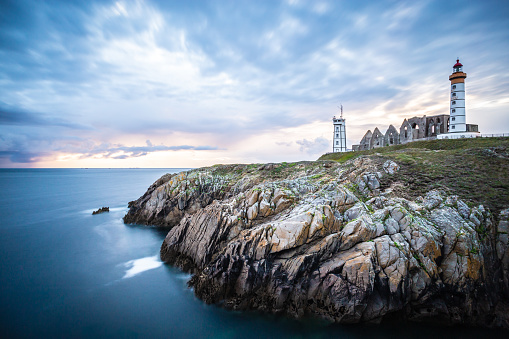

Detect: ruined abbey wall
[352,114,466,151]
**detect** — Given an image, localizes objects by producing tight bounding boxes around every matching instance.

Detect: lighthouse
[437,59,479,139]
[449,59,467,132]
[332,105,347,152]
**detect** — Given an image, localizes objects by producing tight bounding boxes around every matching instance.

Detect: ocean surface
[0,168,506,338]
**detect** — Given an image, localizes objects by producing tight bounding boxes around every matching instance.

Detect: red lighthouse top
[450,58,466,82]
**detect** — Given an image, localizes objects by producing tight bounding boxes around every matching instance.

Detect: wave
[122,255,163,279]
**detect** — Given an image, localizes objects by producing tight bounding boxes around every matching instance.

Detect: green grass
[319,151,357,163]
[319,137,509,218]
[319,137,509,161]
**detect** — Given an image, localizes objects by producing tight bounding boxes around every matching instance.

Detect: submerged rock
[125,158,509,328]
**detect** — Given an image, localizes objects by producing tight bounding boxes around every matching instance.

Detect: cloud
[1,0,509,167]
[0,131,58,164]
[0,150,43,163]
[78,141,221,159]
[0,132,221,165]
[312,2,330,15]
[0,102,90,129]
[296,137,329,155]
[276,141,293,147]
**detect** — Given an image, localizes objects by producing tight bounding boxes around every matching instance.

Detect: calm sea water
[0,168,506,338]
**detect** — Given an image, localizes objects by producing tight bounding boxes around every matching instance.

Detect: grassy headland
[319,137,509,218]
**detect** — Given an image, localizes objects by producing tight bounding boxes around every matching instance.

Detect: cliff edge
[124,138,509,328]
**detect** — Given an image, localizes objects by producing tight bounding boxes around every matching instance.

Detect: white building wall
[452,92,465,100]
[450,108,465,116]
[450,81,466,133]
[437,132,479,139]
[451,83,465,92]
[450,114,466,124]
[450,123,466,132]
[333,118,347,152]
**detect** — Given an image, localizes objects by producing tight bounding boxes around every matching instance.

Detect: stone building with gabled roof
[352,59,479,151]
[384,125,399,146]
[371,127,385,149]
[357,130,372,151]
[352,113,454,151]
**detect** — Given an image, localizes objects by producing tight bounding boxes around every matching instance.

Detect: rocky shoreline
[124,157,509,328]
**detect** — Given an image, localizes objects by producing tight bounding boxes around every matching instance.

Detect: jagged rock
[125,157,509,329]
[457,199,471,219]
[498,209,509,290]
[365,173,381,190]
[383,160,400,174]
[423,190,443,210]
[92,207,109,215]
[123,169,234,227]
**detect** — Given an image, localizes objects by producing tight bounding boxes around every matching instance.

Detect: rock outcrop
[92,207,109,215]
[124,158,509,328]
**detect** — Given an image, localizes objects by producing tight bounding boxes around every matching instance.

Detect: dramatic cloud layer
[1,0,508,167]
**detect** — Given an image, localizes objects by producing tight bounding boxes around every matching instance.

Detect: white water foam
[122,255,163,279]
[109,207,127,212]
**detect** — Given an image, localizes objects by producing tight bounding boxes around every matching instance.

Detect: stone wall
[353,114,451,151]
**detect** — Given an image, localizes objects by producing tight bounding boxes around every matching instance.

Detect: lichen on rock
[124,158,509,328]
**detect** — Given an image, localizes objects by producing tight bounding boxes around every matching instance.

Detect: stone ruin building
[352,59,479,151]
[352,114,453,151]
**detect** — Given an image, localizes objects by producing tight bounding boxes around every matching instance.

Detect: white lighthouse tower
[438,58,479,139]
[449,59,467,132]
[332,105,347,152]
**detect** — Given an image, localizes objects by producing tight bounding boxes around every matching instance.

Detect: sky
[1,0,508,168]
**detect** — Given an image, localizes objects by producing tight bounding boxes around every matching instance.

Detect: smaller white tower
[332,105,347,152]
[449,59,467,133]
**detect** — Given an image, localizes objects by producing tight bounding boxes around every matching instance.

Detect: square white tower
[332,106,347,152]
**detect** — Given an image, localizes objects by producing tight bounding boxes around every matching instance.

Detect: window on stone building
[452,117,455,121]
[452,125,455,129]
[336,141,338,145]
[336,134,338,137]
[452,109,455,113]
[452,101,456,105]
[452,85,456,89]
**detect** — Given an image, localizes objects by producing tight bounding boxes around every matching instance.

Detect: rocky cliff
[124,150,509,328]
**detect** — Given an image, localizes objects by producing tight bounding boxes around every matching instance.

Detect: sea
[0,168,506,338]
